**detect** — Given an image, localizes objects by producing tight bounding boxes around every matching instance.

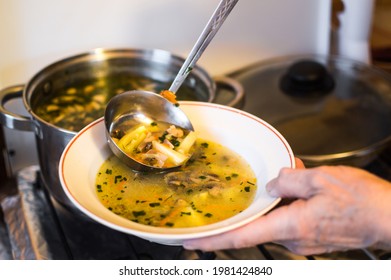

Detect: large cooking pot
[231,54,391,167]
[0,48,244,209]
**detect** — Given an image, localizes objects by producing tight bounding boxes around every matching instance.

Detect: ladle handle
[169,0,239,93]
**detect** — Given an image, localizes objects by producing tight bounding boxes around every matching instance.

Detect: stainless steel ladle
[104,0,239,172]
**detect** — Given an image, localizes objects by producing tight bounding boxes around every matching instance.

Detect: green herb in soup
[95,139,257,228]
[111,121,196,168]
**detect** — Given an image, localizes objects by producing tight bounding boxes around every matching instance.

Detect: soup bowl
[59,101,295,245]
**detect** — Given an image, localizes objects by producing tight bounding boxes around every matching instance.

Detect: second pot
[231,54,391,167]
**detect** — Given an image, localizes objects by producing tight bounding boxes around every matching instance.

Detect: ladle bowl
[104,90,193,172]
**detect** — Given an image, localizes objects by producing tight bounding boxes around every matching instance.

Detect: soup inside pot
[30,51,212,132]
[34,74,203,132]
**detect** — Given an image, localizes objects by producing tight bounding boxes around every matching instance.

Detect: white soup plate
[59,101,295,246]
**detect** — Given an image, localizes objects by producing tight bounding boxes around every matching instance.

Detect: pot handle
[213,76,245,108]
[0,85,35,131]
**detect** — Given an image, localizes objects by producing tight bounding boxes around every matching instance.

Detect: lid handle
[280,60,335,97]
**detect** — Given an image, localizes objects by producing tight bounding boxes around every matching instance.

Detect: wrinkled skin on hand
[183,158,391,255]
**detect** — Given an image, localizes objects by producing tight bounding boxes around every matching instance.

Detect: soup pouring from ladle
[104,0,239,172]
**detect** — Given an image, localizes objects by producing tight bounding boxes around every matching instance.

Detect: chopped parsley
[170,138,180,147]
[158,131,168,142]
[149,202,160,207]
[114,175,122,184]
[181,212,191,216]
[132,210,146,217]
[186,189,194,195]
[201,143,209,148]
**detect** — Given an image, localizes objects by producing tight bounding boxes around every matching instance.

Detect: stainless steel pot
[0,48,244,209]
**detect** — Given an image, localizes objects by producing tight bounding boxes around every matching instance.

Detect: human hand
[183,159,391,255]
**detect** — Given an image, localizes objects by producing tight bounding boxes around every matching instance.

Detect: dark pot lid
[230,55,391,166]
